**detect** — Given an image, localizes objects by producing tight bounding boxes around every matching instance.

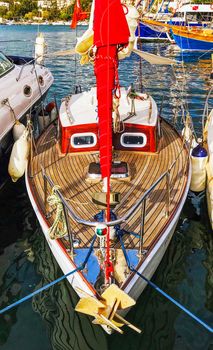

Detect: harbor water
[0,25,212,350]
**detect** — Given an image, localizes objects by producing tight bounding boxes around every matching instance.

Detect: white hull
[0,60,53,148]
[25,161,191,330]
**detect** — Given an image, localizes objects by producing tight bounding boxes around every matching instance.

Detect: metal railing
[16,58,36,81]
[36,140,189,256]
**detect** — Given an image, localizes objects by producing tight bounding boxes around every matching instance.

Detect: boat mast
[93,0,129,284]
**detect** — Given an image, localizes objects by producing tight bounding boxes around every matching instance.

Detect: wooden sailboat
[25,0,191,334]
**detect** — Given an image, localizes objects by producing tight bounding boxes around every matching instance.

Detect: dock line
[118,233,213,334]
[0,235,96,315]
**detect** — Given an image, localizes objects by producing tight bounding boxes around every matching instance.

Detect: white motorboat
[0,51,53,185]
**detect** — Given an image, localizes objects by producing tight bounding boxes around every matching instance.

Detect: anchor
[75,284,141,334]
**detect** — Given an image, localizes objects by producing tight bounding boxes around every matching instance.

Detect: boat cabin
[172,4,213,24]
[59,87,160,156]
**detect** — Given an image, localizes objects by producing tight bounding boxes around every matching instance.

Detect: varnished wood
[29,119,189,253]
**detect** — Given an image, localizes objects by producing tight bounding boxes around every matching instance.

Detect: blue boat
[138,3,213,41]
[136,21,168,40]
[171,26,213,51]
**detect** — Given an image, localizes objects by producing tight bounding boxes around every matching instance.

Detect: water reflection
[109,202,212,350]
[0,180,50,350]
[31,229,108,350]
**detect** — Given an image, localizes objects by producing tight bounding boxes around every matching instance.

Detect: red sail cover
[94,0,129,179]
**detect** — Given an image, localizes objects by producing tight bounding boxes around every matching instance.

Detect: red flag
[71,0,88,29]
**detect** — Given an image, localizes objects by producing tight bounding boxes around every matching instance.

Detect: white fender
[12,121,26,141]
[8,129,30,182]
[190,156,207,192]
[35,33,46,64]
[206,160,213,229]
[190,145,208,192]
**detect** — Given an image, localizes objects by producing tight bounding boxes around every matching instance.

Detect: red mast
[93,0,129,283]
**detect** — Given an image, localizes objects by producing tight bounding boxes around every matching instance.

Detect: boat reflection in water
[0,183,212,348]
[31,201,213,350]
[31,228,108,350]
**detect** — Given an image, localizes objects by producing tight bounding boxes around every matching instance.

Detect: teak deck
[29,119,189,251]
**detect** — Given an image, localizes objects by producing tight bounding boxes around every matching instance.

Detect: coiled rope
[47,186,67,239]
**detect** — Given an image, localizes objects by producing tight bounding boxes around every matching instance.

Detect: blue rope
[118,234,213,333]
[122,229,140,239]
[133,270,213,333]
[0,235,96,315]
[0,267,80,315]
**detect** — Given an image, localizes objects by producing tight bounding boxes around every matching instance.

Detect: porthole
[71,132,97,148]
[121,132,147,148]
[23,85,32,97]
[38,75,44,86]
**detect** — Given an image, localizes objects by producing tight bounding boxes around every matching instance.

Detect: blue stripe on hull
[136,21,204,41]
[136,22,168,40]
[173,34,213,51]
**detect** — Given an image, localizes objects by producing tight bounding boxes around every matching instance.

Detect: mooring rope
[118,233,213,334]
[0,235,96,315]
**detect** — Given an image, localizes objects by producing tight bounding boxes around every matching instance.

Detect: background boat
[171,26,213,51]
[139,3,213,43]
[0,46,53,187]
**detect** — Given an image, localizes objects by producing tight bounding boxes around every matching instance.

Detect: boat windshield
[0,52,14,77]
[174,12,213,22]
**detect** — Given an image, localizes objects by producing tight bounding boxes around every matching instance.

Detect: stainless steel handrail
[16,59,36,81]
